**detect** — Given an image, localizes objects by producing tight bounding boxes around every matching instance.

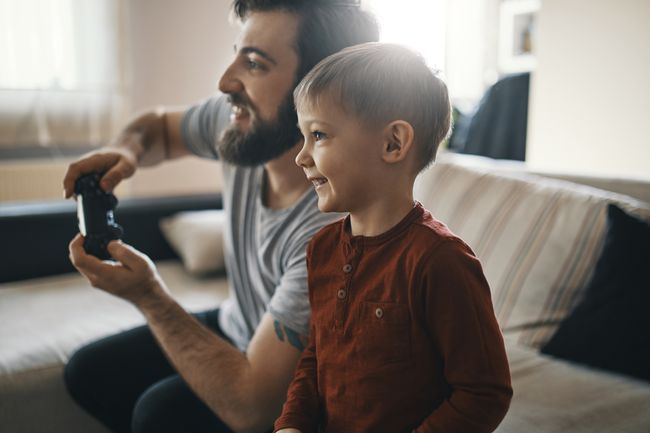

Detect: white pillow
[159,210,226,275]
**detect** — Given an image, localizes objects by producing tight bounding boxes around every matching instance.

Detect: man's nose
[218,63,243,94]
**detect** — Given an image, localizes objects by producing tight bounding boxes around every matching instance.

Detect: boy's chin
[316,198,342,214]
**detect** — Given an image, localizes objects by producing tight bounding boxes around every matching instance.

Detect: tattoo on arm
[274,320,285,342]
[273,320,306,352]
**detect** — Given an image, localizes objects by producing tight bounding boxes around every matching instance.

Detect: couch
[0,193,228,433]
[1,153,649,433]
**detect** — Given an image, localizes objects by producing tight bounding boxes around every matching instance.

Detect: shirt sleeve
[413,239,513,433]
[180,94,232,159]
[273,322,320,433]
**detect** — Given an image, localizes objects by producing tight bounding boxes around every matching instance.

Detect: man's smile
[227,94,255,126]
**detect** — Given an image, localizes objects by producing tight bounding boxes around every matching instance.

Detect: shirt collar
[339,201,424,248]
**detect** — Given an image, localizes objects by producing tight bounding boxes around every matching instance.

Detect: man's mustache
[227,93,253,111]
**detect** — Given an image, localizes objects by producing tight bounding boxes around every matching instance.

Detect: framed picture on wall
[499,0,540,73]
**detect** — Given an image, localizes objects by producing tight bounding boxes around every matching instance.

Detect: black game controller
[75,173,124,260]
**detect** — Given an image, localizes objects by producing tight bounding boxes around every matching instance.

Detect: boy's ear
[381,120,415,164]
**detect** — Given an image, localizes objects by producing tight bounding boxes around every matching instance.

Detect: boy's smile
[307,176,328,189]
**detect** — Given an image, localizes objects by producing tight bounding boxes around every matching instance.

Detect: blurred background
[1,0,649,203]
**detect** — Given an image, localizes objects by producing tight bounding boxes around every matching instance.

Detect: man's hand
[63,148,138,199]
[62,109,187,199]
[276,429,302,433]
[68,234,163,306]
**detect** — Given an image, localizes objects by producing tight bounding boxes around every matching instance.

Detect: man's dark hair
[232,0,379,81]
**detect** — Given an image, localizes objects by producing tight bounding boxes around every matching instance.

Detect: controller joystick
[74,173,123,259]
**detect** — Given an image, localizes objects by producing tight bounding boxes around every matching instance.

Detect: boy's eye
[312,130,327,141]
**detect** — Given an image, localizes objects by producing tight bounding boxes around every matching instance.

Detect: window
[0,0,127,158]
[366,0,447,72]
[366,0,500,109]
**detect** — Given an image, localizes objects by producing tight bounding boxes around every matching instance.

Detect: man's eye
[245,58,265,71]
[312,131,326,141]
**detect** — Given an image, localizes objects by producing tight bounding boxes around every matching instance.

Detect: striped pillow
[415,158,650,348]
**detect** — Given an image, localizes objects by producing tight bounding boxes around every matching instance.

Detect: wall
[0,0,238,202]
[123,0,239,197]
[526,0,650,180]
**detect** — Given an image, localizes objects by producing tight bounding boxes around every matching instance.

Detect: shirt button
[337,289,346,299]
[342,264,353,273]
[375,307,384,319]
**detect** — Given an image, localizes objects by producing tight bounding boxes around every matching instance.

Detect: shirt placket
[335,239,362,331]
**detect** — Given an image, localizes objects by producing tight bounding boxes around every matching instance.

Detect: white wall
[126,0,237,111]
[0,0,239,202]
[121,0,239,197]
[527,0,650,180]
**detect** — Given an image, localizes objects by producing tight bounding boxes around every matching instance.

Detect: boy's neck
[349,191,415,237]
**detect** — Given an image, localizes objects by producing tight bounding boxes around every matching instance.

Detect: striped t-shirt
[181,95,341,351]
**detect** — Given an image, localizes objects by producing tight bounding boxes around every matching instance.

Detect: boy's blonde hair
[294,42,451,172]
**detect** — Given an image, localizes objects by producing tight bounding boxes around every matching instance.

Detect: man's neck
[262,143,311,210]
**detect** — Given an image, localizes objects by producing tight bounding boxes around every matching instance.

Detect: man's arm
[69,236,303,433]
[143,300,303,433]
[63,109,189,198]
[273,324,320,433]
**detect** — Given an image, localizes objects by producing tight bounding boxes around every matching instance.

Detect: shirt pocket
[355,301,412,366]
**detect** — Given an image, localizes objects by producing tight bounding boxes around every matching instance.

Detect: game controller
[75,173,123,260]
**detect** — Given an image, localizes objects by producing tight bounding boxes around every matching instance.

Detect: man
[62,2,378,433]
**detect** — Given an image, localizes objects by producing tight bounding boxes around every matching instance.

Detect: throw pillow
[541,204,650,382]
[159,210,226,275]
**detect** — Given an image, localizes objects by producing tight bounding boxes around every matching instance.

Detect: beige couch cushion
[415,156,650,348]
[0,261,228,433]
[497,339,650,433]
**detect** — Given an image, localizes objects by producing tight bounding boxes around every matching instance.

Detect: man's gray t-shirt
[181,95,340,351]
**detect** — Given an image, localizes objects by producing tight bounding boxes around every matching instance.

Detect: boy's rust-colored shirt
[275,203,512,433]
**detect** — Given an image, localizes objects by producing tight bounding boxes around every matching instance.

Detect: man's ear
[381,120,415,164]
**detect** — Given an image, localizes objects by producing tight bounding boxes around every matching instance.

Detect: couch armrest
[0,193,222,283]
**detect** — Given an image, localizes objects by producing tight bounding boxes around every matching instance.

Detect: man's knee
[132,379,189,433]
[132,377,233,433]
[63,342,99,404]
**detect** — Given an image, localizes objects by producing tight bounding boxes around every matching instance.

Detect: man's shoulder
[181,94,231,159]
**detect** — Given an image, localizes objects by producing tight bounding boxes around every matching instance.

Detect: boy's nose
[295,142,313,168]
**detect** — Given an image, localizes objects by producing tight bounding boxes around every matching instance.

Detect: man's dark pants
[63,309,236,433]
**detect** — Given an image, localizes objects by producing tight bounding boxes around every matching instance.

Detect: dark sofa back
[0,194,222,283]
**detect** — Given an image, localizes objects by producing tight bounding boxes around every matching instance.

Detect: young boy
[274,43,512,433]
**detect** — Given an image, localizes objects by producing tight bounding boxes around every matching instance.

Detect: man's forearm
[113,110,190,166]
[136,285,262,433]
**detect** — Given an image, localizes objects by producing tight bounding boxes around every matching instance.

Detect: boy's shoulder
[410,206,476,261]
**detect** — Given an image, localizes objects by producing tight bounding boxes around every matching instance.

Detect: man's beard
[217,93,302,166]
